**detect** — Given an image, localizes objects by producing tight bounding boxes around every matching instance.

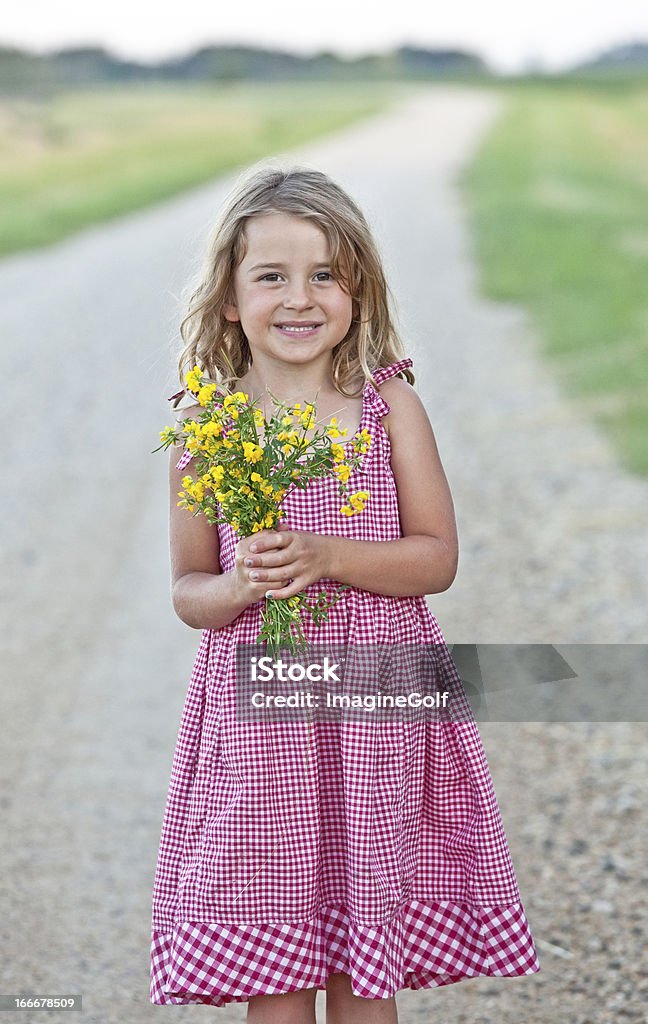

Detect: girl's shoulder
[377,375,431,443]
[373,374,415,400]
[361,357,416,438]
[368,370,417,411]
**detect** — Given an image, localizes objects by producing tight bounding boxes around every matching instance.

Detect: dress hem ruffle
[150,898,540,1006]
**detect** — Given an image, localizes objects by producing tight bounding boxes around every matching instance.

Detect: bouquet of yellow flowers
[154,365,371,654]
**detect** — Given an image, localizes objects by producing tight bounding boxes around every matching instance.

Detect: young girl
[150,164,540,1021]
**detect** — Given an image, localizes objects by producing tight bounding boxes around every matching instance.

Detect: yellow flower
[253,408,265,428]
[224,391,248,408]
[264,511,275,527]
[281,415,293,427]
[181,475,194,488]
[186,481,205,502]
[243,442,263,464]
[348,490,369,513]
[334,463,351,484]
[352,429,372,453]
[198,384,217,406]
[202,421,223,437]
[185,365,203,393]
[300,408,316,430]
[250,472,263,483]
[339,489,370,516]
[326,416,348,440]
[159,426,176,444]
[330,443,345,463]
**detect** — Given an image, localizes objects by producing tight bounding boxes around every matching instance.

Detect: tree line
[0,42,490,95]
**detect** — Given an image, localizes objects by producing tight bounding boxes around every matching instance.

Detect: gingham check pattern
[150,358,540,1005]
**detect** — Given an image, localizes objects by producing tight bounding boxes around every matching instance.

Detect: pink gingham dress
[150,356,540,1005]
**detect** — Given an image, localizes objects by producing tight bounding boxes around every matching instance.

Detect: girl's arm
[168,409,276,630]
[169,444,247,630]
[323,377,459,596]
[246,379,459,600]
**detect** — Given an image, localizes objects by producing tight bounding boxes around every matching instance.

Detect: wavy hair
[172,162,414,408]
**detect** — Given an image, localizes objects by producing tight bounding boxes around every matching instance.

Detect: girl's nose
[283,282,314,310]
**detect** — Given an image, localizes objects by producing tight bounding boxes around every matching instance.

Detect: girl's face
[223,212,354,368]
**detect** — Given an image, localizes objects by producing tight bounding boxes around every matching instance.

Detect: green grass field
[0,80,402,257]
[460,79,648,476]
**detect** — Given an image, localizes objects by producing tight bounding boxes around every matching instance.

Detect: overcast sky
[3,1,647,74]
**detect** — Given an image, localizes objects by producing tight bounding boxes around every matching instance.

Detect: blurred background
[1,3,647,1022]
[1,6,647,474]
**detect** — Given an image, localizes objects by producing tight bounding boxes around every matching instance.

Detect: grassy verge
[459,80,648,476]
[0,80,405,257]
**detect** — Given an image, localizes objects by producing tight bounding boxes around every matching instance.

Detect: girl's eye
[258,271,333,283]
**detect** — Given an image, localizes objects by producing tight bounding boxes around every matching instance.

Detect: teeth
[278,324,319,332]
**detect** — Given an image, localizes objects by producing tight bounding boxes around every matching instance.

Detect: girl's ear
[223,302,240,323]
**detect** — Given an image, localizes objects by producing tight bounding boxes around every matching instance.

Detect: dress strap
[175,448,193,472]
[168,388,186,408]
[371,357,414,387]
[364,357,414,419]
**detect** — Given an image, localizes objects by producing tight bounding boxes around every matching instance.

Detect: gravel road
[1,85,646,1024]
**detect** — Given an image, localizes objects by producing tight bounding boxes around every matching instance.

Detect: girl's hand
[231,531,287,607]
[238,521,330,601]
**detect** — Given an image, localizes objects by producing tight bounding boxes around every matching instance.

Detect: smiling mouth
[274,322,323,335]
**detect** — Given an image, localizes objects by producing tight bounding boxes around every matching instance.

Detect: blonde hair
[172,162,414,407]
